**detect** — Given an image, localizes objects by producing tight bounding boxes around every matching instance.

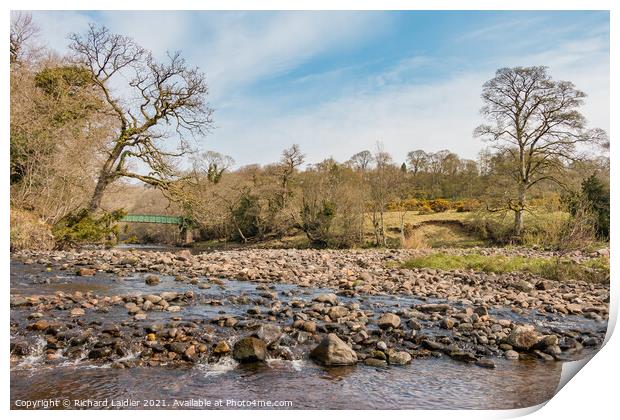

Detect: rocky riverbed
[10,247,610,409]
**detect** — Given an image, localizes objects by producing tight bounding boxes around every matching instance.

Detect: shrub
[579,175,610,240]
[52,209,126,248]
[417,203,434,215]
[428,199,451,213]
[300,200,336,247]
[454,199,481,213]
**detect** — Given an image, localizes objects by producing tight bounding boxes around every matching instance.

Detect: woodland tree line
[9,14,610,250]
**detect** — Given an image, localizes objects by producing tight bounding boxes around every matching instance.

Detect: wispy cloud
[192,12,389,102]
[24,11,609,169]
[207,31,609,167]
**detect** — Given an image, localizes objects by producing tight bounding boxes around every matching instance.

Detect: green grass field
[402,252,609,283]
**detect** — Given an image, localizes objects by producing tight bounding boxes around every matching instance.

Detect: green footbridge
[120,214,195,243]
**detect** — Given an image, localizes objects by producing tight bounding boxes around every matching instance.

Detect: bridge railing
[120,214,185,225]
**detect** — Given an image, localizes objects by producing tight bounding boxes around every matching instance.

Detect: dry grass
[10,208,55,251]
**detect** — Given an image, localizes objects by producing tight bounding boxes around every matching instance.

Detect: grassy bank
[402,253,609,283]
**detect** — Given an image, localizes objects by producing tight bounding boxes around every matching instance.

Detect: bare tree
[69,24,214,213]
[348,150,374,171]
[10,12,40,65]
[192,151,235,184]
[278,144,305,208]
[406,150,428,175]
[369,143,394,247]
[475,66,607,238]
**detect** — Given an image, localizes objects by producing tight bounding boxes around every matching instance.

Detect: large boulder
[310,333,358,366]
[506,325,540,350]
[233,337,267,363]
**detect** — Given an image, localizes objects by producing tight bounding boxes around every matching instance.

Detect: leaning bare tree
[474,66,606,238]
[69,24,214,213]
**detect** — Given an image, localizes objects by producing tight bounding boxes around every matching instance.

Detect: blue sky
[29,10,609,167]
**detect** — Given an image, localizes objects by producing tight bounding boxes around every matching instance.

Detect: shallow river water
[10,256,604,410]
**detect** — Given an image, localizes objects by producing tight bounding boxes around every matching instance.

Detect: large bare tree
[474,66,606,238]
[406,150,428,175]
[348,150,373,171]
[69,24,214,213]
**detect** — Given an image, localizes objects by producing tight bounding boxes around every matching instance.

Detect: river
[10,253,606,410]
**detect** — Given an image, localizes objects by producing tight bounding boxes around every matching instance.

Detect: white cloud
[194,12,388,102]
[24,11,609,169]
[30,10,91,53]
[206,33,609,167]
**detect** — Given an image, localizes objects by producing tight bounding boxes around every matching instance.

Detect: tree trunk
[514,208,524,238]
[399,210,406,246]
[372,210,380,246]
[513,184,527,238]
[87,173,112,213]
[380,208,387,247]
[87,140,125,213]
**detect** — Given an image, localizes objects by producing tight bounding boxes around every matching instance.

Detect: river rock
[213,341,231,355]
[535,335,559,350]
[417,303,451,313]
[145,295,162,303]
[302,321,317,333]
[388,350,412,365]
[70,308,85,317]
[364,358,387,367]
[233,337,267,363]
[473,306,488,316]
[507,325,540,350]
[160,292,177,301]
[504,350,519,359]
[377,313,401,329]
[88,347,112,359]
[77,268,96,276]
[328,306,349,319]
[440,317,455,329]
[449,351,477,363]
[145,275,160,285]
[314,293,338,306]
[475,359,496,369]
[535,280,554,291]
[29,320,50,331]
[512,280,534,293]
[255,324,282,345]
[310,333,358,366]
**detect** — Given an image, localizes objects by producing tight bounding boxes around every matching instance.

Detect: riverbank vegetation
[10,13,610,253]
[402,253,610,284]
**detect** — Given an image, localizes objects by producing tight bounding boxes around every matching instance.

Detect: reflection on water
[11,357,561,409]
